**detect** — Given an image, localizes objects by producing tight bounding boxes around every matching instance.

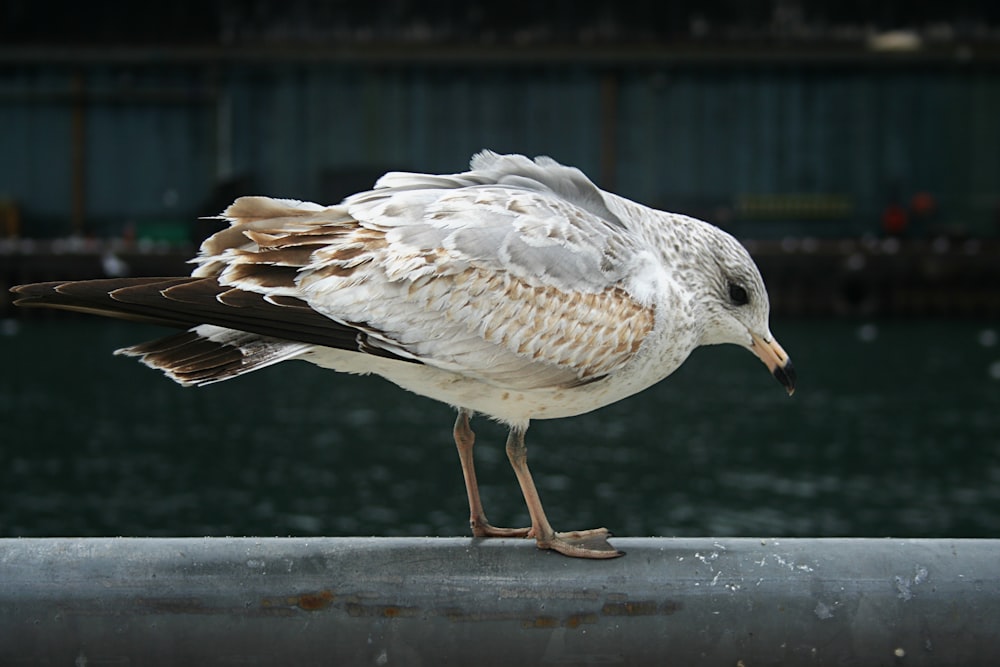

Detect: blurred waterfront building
[0,0,998,240]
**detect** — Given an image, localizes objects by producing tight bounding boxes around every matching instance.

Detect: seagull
[11,151,795,559]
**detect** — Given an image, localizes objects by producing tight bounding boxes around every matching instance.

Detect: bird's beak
[750,333,796,396]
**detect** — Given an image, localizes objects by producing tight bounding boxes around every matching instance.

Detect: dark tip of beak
[773,359,796,396]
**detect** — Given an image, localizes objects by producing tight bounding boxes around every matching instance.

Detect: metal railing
[1,537,997,665]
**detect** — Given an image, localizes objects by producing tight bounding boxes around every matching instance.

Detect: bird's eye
[728,282,749,306]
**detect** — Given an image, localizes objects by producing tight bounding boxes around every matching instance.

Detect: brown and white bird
[12,151,795,559]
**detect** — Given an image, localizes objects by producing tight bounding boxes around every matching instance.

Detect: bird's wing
[207,166,653,389]
[14,156,658,391]
[197,156,656,390]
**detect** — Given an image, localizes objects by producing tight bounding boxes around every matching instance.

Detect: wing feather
[14,153,658,393]
[200,155,656,390]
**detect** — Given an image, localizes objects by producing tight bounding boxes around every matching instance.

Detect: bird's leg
[453,409,530,538]
[504,425,623,559]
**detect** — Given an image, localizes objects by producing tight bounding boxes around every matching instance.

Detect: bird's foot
[470,516,532,538]
[535,527,623,559]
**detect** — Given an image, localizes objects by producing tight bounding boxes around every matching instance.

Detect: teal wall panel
[0,60,997,237]
[617,67,1000,236]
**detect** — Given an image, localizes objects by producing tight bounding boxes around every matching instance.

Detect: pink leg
[453,409,530,538]
[504,425,622,559]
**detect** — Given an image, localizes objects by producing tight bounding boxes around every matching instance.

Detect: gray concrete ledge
[1,537,998,665]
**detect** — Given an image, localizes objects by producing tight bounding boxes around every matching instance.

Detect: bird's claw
[470,517,532,538]
[535,527,624,559]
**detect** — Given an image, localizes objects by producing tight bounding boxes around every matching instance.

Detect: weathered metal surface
[0,537,997,665]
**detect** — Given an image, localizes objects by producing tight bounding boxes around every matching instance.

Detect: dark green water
[2,318,999,539]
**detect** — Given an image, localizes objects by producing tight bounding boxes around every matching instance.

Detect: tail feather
[10,276,417,386]
[11,277,363,350]
[9,195,418,386]
[116,326,312,387]
[11,278,194,328]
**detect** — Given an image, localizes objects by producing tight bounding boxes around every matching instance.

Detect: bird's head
[692,226,796,396]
